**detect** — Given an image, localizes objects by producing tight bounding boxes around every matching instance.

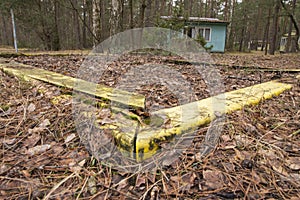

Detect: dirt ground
[0,52,299,199]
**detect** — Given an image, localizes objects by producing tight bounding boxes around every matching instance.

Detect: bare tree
[92,0,101,47]
[145,0,152,26]
[139,0,146,28]
[269,0,280,55]
[227,0,235,50]
[82,0,87,48]
[72,0,82,49]
[110,0,123,36]
[281,0,299,51]
[129,0,134,29]
[53,0,60,50]
[262,7,271,55]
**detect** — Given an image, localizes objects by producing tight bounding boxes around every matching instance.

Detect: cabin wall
[203,24,227,53]
[185,22,227,53]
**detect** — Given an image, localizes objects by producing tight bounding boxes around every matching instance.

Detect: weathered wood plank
[135,81,292,160]
[0,65,145,109]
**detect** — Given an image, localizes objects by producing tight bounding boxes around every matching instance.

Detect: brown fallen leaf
[64,133,76,144]
[221,134,231,142]
[69,159,86,173]
[203,169,224,190]
[169,172,197,193]
[286,157,300,171]
[150,186,160,200]
[234,148,245,160]
[289,173,300,185]
[117,179,128,191]
[51,144,64,156]
[135,173,146,190]
[27,103,36,112]
[28,127,45,134]
[180,172,197,193]
[23,133,41,147]
[234,134,253,148]
[161,150,180,166]
[272,164,289,177]
[39,118,50,128]
[22,169,31,178]
[26,144,51,156]
[2,138,16,145]
[88,176,97,195]
[251,170,262,185]
[0,164,10,175]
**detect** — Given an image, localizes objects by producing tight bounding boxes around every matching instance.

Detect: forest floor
[0,51,299,199]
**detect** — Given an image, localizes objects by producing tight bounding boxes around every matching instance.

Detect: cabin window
[199,27,211,42]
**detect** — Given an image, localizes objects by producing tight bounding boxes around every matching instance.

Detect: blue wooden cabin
[161,16,229,53]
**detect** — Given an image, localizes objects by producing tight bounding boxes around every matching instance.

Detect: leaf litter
[0,52,299,199]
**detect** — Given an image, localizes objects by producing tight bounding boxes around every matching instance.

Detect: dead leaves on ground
[0,53,299,199]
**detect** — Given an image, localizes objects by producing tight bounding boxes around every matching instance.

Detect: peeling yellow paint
[1,63,293,161]
[91,81,292,161]
[0,66,145,109]
[133,81,292,160]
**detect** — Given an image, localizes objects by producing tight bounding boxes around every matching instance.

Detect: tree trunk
[239,1,248,52]
[145,0,152,26]
[73,0,82,49]
[224,0,229,21]
[129,0,134,29]
[92,0,101,47]
[210,0,215,18]
[154,0,160,21]
[160,1,166,16]
[1,12,10,45]
[205,0,209,17]
[52,0,60,50]
[227,0,235,50]
[100,0,106,39]
[110,0,123,36]
[139,0,146,28]
[269,0,280,55]
[88,0,94,45]
[263,7,272,55]
[239,27,245,52]
[286,16,293,53]
[284,0,297,52]
[120,0,124,31]
[252,2,261,50]
[189,0,194,17]
[183,0,190,18]
[82,0,87,48]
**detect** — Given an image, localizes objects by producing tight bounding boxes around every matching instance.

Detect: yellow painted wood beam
[1,63,293,161]
[134,81,292,160]
[0,65,145,109]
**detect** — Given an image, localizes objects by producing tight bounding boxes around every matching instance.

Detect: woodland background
[0,0,299,54]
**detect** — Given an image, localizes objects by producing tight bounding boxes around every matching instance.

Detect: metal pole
[10,8,18,53]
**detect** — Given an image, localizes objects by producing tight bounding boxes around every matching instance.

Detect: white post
[10,8,18,53]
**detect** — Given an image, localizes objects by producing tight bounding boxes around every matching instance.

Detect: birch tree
[110,0,123,36]
[92,0,101,47]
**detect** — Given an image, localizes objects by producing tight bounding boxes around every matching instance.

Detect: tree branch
[280,0,299,50]
[68,0,100,44]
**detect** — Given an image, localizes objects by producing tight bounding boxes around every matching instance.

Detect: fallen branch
[164,58,300,73]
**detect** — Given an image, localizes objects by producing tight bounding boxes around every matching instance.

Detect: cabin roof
[161,16,229,24]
